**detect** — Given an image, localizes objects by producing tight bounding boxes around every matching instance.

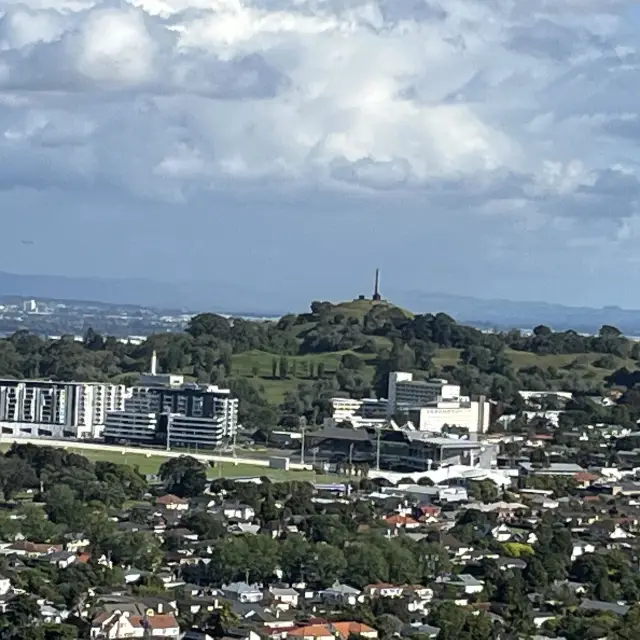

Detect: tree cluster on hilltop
[0,301,639,429]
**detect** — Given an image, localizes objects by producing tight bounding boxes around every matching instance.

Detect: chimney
[151,350,158,375]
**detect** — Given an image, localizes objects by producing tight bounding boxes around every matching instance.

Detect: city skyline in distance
[2,269,640,334]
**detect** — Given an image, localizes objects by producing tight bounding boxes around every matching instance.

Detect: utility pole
[166,415,171,452]
[376,428,381,471]
[300,422,306,465]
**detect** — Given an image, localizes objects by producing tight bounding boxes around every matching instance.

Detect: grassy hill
[234,347,633,405]
[232,349,377,403]
[222,298,635,404]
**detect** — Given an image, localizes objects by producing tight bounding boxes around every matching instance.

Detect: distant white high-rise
[22,299,37,313]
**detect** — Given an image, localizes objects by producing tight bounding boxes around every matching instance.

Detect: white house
[222,504,256,521]
[269,586,299,608]
[223,582,263,603]
[571,542,596,561]
[0,575,11,596]
[364,584,404,599]
[491,524,513,543]
[321,583,364,606]
[437,574,484,595]
[90,611,180,638]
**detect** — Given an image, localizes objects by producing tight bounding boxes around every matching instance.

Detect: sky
[1,0,640,310]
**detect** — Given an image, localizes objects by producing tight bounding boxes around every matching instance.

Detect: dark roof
[307,428,372,442]
[579,599,629,616]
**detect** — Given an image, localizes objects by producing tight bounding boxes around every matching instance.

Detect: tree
[182,512,226,539]
[0,456,38,500]
[341,353,364,371]
[186,313,231,339]
[159,456,207,498]
[308,543,347,588]
[0,594,41,637]
[345,542,389,588]
[279,356,289,379]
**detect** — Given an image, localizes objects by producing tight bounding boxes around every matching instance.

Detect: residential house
[364,583,404,599]
[320,583,363,606]
[383,514,420,530]
[491,524,513,543]
[402,624,439,639]
[0,542,62,558]
[269,586,299,608]
[333,622,378,639]
[496,557,527,571]
[223,582,263,603]
[439,534,473,559]
[90,610,180,638]
[437,574,484,595]
[222,504,256,521]
[571,542,596,561]
[229,523,261,535]
[287,625,334,640]
[155,495,190,511]
[579,600,629,617]
[0,575,11,596]
[588,521,633,541]
[46,551,77,569]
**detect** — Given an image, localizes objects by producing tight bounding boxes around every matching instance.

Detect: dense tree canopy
[0,301,639,429]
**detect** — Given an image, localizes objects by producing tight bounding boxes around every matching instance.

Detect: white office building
[0,379,128,439]
[386,372,490,435]
[409,399,490,435]
[387,373,463,415]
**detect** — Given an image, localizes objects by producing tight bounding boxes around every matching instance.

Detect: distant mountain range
[2,271,640,334]
[388,290,640,335]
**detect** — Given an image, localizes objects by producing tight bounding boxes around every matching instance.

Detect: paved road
[0,437,311,470]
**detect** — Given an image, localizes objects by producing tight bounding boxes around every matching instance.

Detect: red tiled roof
[156,494,187,505]
[129,614,179,630]
[574,472,598,482]
[384,514,418,526]
[333,622,377,637]
[11,541,62,553]
[288,624,332,638]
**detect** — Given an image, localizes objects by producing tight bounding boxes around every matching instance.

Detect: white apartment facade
[0,379,128,439]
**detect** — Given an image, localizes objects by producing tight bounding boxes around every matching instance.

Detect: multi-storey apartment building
[103,353,239,450]
[0,379,128,439]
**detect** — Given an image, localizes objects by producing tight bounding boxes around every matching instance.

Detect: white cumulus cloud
[1,0,640,306]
